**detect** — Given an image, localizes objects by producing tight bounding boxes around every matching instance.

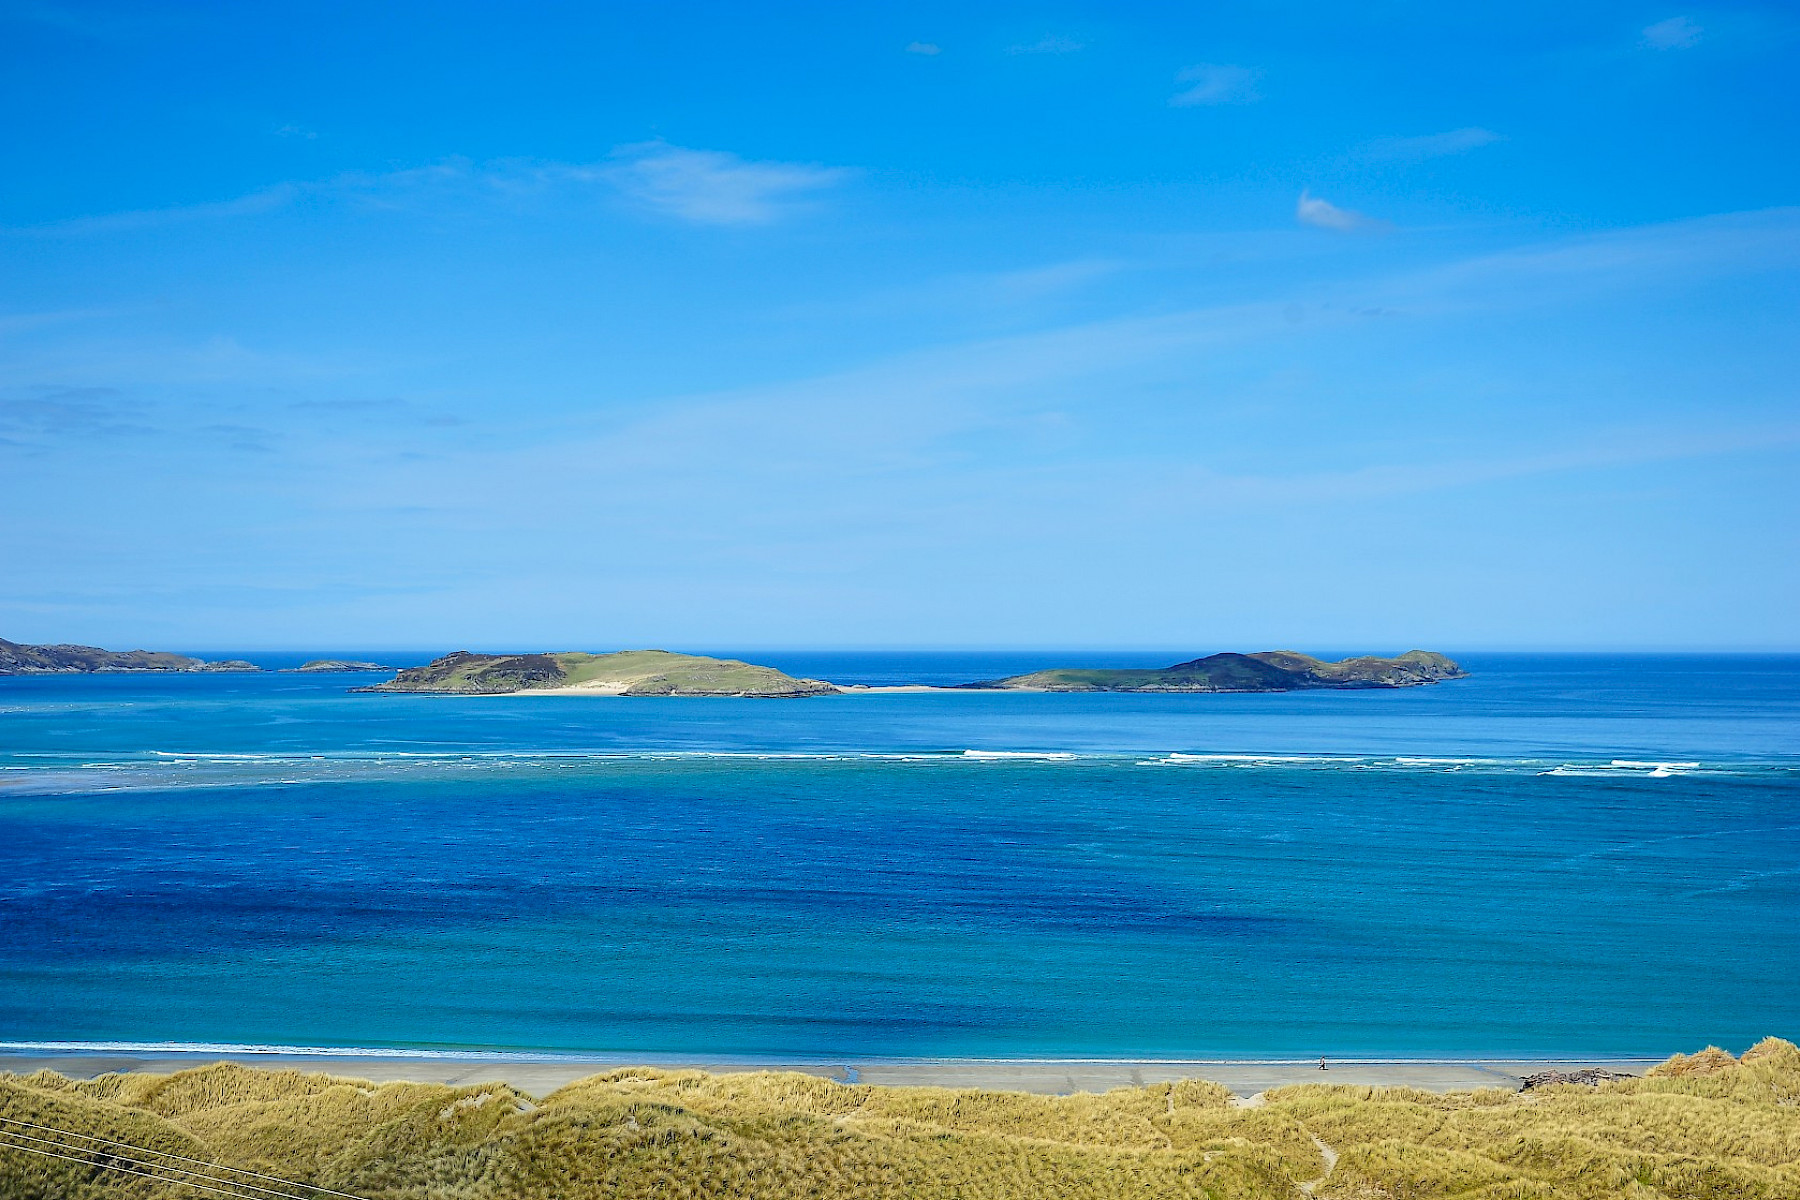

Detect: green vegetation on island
[4,1039,1795,1199]
[0,638,259,675]
[365,649,838,696]
[971,650,1467,692]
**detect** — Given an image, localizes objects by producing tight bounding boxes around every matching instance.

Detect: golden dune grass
[3,1040,1796,1199]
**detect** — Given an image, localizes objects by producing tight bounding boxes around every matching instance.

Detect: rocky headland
[0,637,259,675]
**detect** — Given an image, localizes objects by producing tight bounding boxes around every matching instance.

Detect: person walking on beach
[1319,1056,1328,1071]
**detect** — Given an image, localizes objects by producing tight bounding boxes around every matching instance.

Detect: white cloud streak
[1169,63,1260,106]
[9,143,851,235]
[19,183,303,236]
[1296,190,1384,233]
[595,142,849,225]
[508,209,1800,492]
[1362,128,1502,161]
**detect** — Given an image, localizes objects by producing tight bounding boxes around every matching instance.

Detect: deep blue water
[1,652,1795,1060]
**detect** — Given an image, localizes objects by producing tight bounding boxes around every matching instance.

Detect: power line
[0,1125,311,1200]
[0,1134,275,1198]
[0,1115,367,1199]
[0,1116,367,1200]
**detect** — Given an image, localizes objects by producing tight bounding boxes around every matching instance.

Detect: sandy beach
[0,1050,1666,1099]
[485,683,996,695]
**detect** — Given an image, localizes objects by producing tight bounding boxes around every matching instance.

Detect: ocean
[1,652,1795,1061]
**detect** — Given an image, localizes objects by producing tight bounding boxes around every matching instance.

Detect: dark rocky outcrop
[968,650,1467,692]
[363,651,567,694]
[1519,1068,1638,1091]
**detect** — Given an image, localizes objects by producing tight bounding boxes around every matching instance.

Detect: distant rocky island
[968,650,1466,692]
[285,659,393,673]
[362,647,1466,696]
[0,637,258,675]
[362,649,838,697]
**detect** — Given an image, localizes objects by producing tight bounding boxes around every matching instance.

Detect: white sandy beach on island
[474,683,1007,696]
[0,1048,1666,1099]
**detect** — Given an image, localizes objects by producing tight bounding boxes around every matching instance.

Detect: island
[359,649,838,697]
[0,637,259,675]
[966,650,1466,692]
[285,659,394,672]
[355,646,1466,697]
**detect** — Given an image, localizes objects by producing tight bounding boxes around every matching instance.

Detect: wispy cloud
[272,123,318,140]
[982,259,1123,302]
[528,212,1800,485]
[1383,207,1800,309]
[9,207,1790,644]
[288,397,468,428]
[1169,63,1260,106]
[1642,16,1703,48]
[596,142,849,225]
[0,307,118,336]
[905,41,941,56]
[356,207,1800,565]
[1361,127,1502,161]
[201,422,279,454]
[23,183,302,236]
[11,143,851,235]
[1296,190,1384,233]
[1007,35,1084,55]
[0,386,153,446]
[1154,421,1800,507]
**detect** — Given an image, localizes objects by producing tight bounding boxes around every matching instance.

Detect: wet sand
[0,1051,1665,1099]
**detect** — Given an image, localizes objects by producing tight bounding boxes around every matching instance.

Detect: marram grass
[3,1039,1796,1199]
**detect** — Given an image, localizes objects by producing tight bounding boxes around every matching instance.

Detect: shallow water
[1,653,1795,1059]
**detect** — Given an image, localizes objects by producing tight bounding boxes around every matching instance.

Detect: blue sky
[2,2,1796,650]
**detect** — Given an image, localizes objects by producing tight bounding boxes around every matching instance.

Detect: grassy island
[364,649,838,697]
[3,1040,1795,1199]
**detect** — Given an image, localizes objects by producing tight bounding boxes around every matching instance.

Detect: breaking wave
[0,748,1791,796]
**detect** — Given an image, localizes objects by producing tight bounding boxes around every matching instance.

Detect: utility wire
[0,1114,367,1200]
[0,1126,313,1199]
[0,1133,277,1198]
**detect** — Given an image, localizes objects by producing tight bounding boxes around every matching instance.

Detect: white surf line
[0,1042,1665,1067]
[0,1042,1669,1069]
[0,1040,592,1060]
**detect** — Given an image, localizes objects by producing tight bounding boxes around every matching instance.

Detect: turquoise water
[1,653,1796,1059]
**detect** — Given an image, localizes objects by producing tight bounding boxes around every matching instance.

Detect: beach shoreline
[0,1048,1670,1098]
[473,683,1004,695]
